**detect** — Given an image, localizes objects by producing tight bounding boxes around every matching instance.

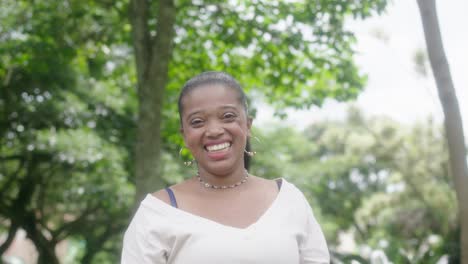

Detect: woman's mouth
[205,142,231,152]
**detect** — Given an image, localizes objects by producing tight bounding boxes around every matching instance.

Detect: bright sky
[257,0,468,135]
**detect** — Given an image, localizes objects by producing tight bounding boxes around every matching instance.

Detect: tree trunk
[23,212,59,264]
[5,157,61,263]
[0,222,18,257]
[37,250,60,264]
[130,0,176,203]
[416,0,468,262]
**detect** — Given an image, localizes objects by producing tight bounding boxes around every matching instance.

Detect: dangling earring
[184,160,195,166]
[251,136,261,143]
[180,147,195,166]
[244,149,256,157]
[245,133,260,157]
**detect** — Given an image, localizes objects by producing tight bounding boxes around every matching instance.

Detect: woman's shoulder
[248,174,278,187]
[150,177,196,206]
[272,178,311,205]
[151,188,173,206]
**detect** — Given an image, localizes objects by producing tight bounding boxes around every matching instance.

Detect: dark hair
[178,71,252,170]
[178,71,248,120]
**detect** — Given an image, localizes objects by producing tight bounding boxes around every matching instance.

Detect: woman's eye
[223,112,236,120]
[190,119,203,126]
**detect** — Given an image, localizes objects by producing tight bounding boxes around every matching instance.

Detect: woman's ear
[180,126,186,142]
[247,116,253,136]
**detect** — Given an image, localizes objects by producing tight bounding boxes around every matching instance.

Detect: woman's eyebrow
[186,110,203,120]
[219,105,239,111]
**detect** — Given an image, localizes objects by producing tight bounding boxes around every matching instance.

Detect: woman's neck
[196,166,248,189]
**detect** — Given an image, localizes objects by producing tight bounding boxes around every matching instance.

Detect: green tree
[129,0,388,203]
[0,0,391,261]
[352,119,457,262]
[0,1,134,263]
[249,109,458,262]
[301,111,457,262]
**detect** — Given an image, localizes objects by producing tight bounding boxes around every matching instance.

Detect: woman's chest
[166,226,301,264]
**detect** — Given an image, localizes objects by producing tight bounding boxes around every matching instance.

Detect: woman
[121,71,329,263]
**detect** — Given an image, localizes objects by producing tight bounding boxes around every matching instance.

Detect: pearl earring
[244,149,256,157]
[180,147,195,166]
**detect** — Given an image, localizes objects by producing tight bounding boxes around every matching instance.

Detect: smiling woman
[121,72,330,264]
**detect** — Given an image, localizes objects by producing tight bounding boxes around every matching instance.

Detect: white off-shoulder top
[121,179,329,264]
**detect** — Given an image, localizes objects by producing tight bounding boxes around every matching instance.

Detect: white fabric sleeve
[121,206,168,264]
[298,194,330,264]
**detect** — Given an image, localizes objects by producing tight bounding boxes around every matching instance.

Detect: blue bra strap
[164,187,178,208]
[165,181,280,208]
[276,179,282,190]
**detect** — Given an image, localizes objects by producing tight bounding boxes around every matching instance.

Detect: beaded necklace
[197,170,249,189]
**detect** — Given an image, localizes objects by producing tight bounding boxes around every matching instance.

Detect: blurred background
[1,0,467,263]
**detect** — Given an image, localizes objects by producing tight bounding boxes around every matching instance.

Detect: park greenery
[0,0,465,263]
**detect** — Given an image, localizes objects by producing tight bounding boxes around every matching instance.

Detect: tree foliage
[0,1,134,263]
[250,109,457,262]
[0,0,391,262]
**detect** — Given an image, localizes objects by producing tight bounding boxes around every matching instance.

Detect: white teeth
[206,142,230,152]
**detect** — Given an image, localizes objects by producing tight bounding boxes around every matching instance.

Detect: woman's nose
[205,122,224,137]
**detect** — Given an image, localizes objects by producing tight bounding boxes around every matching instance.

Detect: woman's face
[180,84,252,175]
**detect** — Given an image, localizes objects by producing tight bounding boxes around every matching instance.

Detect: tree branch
[53,204,101,242]
[81,219,125,263]
[23,211,59,264]
[0,154,23,161]
[37,164,61,223]
[0,221,18,256]
[0,157,25,198]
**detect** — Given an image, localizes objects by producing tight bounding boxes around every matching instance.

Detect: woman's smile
[205,142,231,152]
[205,141,232,160]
